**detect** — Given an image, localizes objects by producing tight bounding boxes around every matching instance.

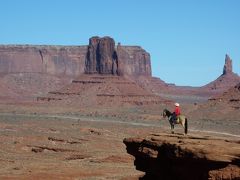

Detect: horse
[162,109,188,135]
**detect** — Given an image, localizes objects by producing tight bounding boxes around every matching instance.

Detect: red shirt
[175,107,180,116]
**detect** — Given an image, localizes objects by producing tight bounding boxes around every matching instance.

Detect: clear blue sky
[0,0,240,86]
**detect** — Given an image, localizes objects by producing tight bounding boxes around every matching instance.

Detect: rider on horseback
[172,103,180,123]
[162,105,188,135]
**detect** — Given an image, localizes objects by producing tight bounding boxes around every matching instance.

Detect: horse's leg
[169,117,174,134]
[182,122,185,135]
[169,119,174,134]
[171,123,174,134]
[184,118,188,134]
[181,119,186,135]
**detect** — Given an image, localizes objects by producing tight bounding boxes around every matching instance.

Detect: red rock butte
[0,36,151,77]
[0,36,239,103]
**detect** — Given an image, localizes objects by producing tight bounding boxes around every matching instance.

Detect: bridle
[163,109,172,119]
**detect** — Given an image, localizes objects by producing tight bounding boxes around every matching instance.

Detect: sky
[0,0,240,86]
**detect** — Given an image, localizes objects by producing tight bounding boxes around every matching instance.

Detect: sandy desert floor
[0,101,239,179]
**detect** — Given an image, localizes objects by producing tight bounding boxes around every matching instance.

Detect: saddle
[172,112,180,124]
[175,116,180,123]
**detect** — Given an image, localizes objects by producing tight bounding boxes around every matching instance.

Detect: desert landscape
[0,36,239,180]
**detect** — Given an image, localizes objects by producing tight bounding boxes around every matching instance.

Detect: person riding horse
[162,104,188,134]
[172,103,180,124]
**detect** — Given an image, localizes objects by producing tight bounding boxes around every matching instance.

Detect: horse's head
[163,109,171,118]
[163,109,167,118]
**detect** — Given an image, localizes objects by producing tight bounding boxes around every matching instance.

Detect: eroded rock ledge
[123,134,240,180]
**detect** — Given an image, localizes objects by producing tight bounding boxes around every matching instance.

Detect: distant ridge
[201,54,240,94]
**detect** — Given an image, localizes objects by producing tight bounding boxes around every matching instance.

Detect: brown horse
[163,109,188,134]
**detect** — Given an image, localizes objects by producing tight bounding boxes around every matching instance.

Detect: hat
[174,103,180,107]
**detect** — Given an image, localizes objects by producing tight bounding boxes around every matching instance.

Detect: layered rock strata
[0,45,88,76]
[0,36,151,77]
[85,36,118,75]
[123,134,240,180]
[37,75,166,106]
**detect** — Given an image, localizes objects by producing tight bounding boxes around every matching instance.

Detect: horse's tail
[184,118,188,134]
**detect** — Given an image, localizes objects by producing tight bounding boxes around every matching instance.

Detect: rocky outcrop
[223,54,233,75]
[85,36,118,75]
[203,82,240,116]
[123,134,240,180]
[38,74,165,106]
[117,44,151,77]
[138,54,240,102]
[188,81,240,122]
[209,82,240,102]
[0,45,87,76]
[201,54,240,94]
[0,36,151,77]
[84,37,152,76]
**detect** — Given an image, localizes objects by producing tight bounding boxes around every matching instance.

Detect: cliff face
[85,36,151,76]
[0,45,87,76]
[117,44,151,77]
[123,134,240,180]
[0,36,152,77]
[85,36,118,75]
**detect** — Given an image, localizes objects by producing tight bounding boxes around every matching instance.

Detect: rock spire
[223,54,233,75]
